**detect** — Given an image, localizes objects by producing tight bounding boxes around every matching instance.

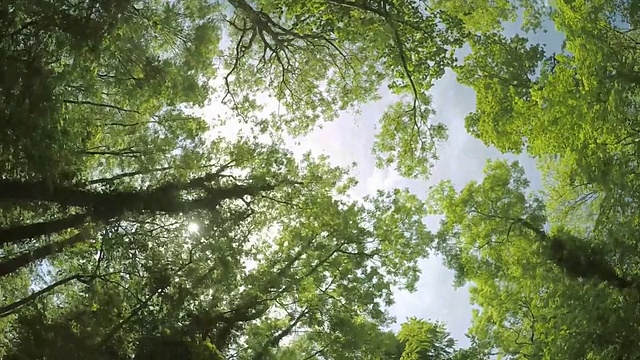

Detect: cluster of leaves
[424,0,640,358]
[221,0,468,177]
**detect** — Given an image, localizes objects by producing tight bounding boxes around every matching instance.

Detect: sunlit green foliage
[4,0,640,358]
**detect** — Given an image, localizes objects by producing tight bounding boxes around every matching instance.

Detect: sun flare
[187,222,199,233]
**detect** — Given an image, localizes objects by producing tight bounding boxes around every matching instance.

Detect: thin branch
[96,288,161,349]
[82,149,144,157]
[302,344,331,360]
[0,274,95,318]
[96,249,197,349]
[62,99,141,114]
[252,308,310,360]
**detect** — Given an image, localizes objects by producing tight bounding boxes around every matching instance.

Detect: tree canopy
[2,0,640,358]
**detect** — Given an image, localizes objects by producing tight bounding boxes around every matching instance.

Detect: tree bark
[516,218,634,289]
[0,175,281,278]
[0,226,93,278]
[0,179,98,207]
[0,212,90,246]
[474,211,635,290]
[0,178,276,215]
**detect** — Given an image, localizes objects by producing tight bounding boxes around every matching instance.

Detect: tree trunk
[0,226,93,278]
[0,178,276,215]
[0,179,98,207]
[0,177,279,277]
[0,212,90,246]
[516,218,634,290]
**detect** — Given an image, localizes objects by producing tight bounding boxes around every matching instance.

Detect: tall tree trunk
[516,218,634,289]
[0,178,277,215]
[0,177,280,277]
[0,226,94,278]
[0,212,90,246]
[0,179,98,207]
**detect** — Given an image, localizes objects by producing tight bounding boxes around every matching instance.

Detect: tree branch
[252,308,310,360]
[63,99,141,114]
[0,273,95,318]
[0,212,90,247]
[88,166,173,185]
[0,225,94,278]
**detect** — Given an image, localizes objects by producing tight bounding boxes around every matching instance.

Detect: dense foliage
[2,0,640,358]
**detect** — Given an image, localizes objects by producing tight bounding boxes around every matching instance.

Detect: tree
[10,0,640,359]
[455,0,640,187]
[456,32,546,153]
[428,0,548,33]
[1,156,436,358]
[0,0,472,301]
[428,160,640,359]
[431,0,640,357]
[272,316,490,360]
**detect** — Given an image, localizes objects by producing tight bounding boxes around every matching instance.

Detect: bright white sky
[286,19,564,346]
[200,12,565,348]
[277,70,544,347]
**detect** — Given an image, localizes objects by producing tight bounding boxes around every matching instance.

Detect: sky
[269,15,566,347]
[278,69,541,347]
[199,8,567,348]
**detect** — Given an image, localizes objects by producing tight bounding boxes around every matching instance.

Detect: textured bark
[0,179,97,207]
[0,213,89,246]
[0,175,281,277]
[548,236,633,290]
[517,218,633,289]
[0,177,276,215]
[0,227,92,278]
